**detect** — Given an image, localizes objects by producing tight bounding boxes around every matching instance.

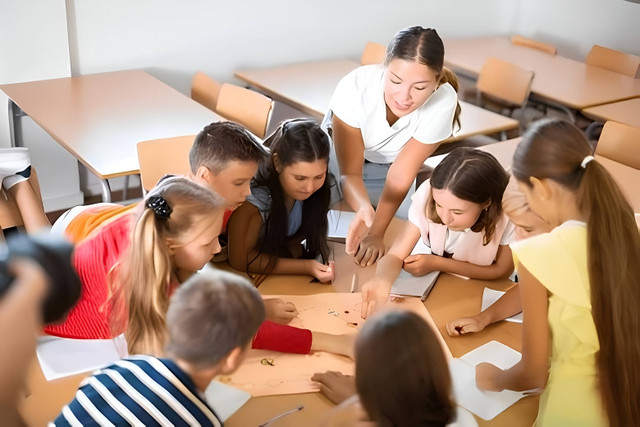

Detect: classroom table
[581,97,640,128]
[19,215,538,426]
[443,36,640,121]
[0,70,220,202]
[235,59,519,141]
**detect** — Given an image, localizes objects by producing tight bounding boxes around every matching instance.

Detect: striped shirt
[52,355,222,427]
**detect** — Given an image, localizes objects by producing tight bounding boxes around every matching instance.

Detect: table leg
[7,99,18,147]
[100,179,112,203]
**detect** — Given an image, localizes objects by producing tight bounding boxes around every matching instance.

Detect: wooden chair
[191,71,222,111]
[585,45,640,78]
[0,168,44,230]
[361,41,386,65]
[510,35,557,55]
[137,135,195,193]
[595,121,640,212]
[595,121,640,169]
[476,57,535,127]
[216,83,273,138]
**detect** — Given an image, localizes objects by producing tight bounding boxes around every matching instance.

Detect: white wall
[2,0,637,204]
[0,1,83,211]
[514,0,640,60]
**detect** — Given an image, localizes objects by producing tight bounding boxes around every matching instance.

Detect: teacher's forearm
[341,174,372,214]
[369,180,411,238]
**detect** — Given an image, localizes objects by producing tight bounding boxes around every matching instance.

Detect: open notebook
[390,238,440,301]
[327,210,355,243]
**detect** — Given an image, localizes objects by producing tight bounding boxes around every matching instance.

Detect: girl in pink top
[362,147,515,311]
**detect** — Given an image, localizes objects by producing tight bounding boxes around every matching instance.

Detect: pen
[258,404,304,427]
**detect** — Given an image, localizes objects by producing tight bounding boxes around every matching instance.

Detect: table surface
[0,70,220,179]
[443,36,640,110]
[235,59,519,141]
[221,217,539,427]
[581,97,640,128]
[20,215,539,426]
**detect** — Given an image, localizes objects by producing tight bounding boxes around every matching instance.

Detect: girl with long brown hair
[475,118,640,425]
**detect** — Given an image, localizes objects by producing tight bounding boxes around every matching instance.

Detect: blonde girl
[446,177,553,336]
[475,119,640,425]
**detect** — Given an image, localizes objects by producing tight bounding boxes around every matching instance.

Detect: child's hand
[360,278,391,318]
[311,332,356,359]
[402,254,438,276]
[475,362,504,391]
[311,371,356,404]
[263,298,298,324]
[345,207,374,256]
[310,260,335,283]
[446,315,489,336]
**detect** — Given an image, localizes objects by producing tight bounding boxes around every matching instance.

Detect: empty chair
[586,45,640,78]
[137,135,195,193]
[510,35,557,55]
[595,121,640,169]
[216,83,273,138]
[595,121,640,212]
[0,168,44,231]
[191,71,222,111]
[361,41,387,65]
[476,57,535,126]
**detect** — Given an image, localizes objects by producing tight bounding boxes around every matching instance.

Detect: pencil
[350,272,357,293]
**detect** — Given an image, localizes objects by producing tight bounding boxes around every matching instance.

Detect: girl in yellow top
[475,118,640,425]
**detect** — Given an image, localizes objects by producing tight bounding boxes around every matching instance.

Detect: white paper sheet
[36,335,124,381]
[481,288,523,323]
[327,210,355,242]
[449,341,526,420]
[205,380,252,422]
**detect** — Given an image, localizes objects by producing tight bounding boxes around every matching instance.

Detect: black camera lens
[0,233,81,324]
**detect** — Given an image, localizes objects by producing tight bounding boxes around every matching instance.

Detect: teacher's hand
[345,207,375,256]
[353,235,385,267]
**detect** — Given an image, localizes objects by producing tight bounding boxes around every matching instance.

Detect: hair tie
[580,155,595,169]
[146,195,172,219]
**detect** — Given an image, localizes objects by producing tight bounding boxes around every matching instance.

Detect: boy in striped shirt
[53,269,265,426]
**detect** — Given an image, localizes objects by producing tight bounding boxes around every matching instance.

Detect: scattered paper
[223,292,444,397]
[481,288,523,323]
[449,341,525,420]
[205,380,252,422]
[36,335,125,381]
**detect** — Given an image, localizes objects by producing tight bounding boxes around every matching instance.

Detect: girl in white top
[361,148,516,312]
[324,26,461,267]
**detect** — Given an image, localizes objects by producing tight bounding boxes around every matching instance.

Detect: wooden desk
[0,70,220,202]
[235,60,519,142]
[581,98,640,128]
[225,218,538,427]
[444,36,640,119]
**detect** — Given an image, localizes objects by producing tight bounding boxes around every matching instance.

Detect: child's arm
[361,222,422,311]
[446,286,521,336]
[252,321,354,358]
[227,202,334,282]
[475,263,550,391]
[403,244,514,280]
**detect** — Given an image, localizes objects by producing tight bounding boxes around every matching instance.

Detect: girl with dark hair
[362,147,515,310]
[323,26,462,268]
[476,118,640,426]
[228,118,334,284]
[314,310,476,426]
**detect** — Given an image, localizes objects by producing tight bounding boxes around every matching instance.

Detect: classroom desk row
[235,59,519,142]
[0,70,222,203]
[443,36,640,123]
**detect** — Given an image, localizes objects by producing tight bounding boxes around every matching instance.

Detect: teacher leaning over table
[322,26,461,267]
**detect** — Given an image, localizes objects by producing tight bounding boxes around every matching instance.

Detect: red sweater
[44,212,312,354]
